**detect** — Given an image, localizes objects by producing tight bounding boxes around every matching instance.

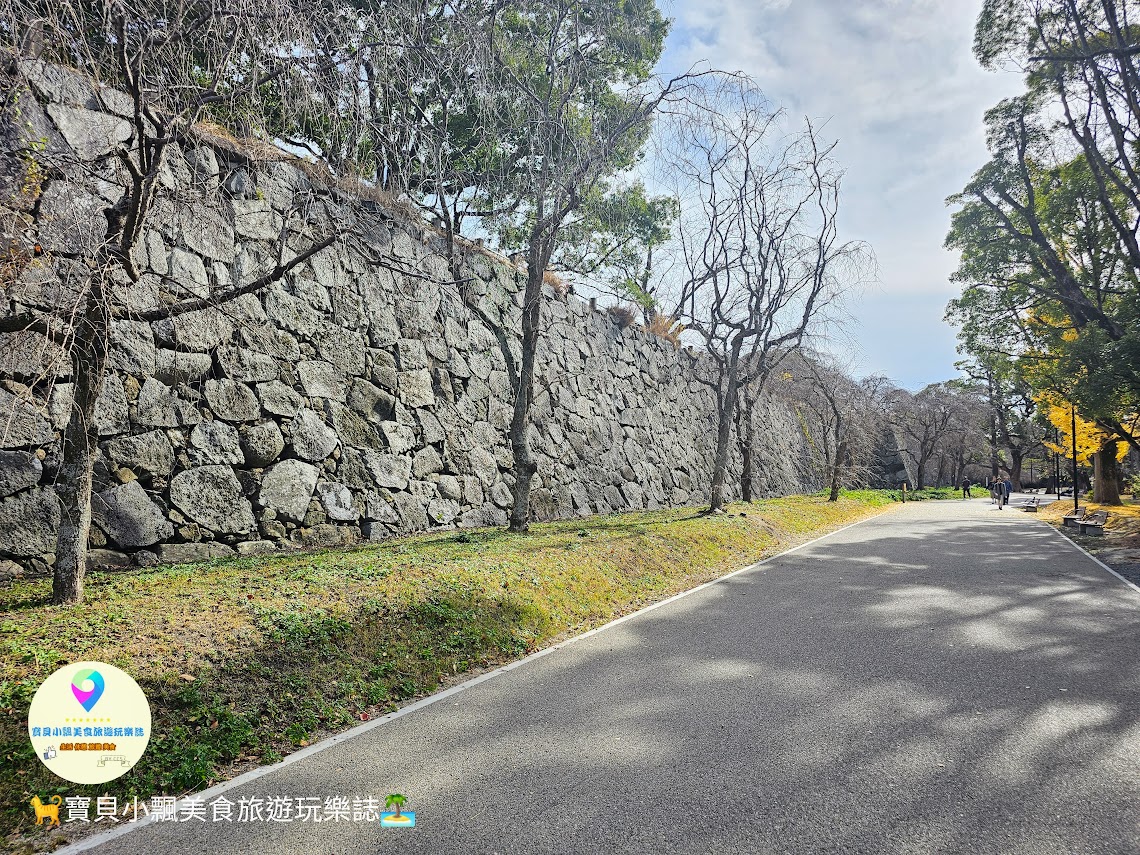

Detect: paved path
[81,500,1140,854]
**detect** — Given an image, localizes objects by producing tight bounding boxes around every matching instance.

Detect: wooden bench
[1021,497,1040,512]
[1062,508,1087,527]
[1077,510,1109,536]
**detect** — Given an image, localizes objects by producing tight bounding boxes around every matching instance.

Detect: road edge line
[52,504,895,854]
[1033,517,1140,601]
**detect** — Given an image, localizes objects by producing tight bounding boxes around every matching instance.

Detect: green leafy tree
[473,0,687,531]
[954,1,1140,486]
[945,94,1140,455]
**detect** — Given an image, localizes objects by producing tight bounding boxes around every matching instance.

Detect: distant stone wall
[0,61,818,577]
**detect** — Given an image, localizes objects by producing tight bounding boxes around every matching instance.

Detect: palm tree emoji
[385,793,407,819]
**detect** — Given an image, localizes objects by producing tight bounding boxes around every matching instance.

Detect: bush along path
[0,492,893,850]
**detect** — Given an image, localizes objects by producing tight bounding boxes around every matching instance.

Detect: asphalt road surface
[78,499,1140,855]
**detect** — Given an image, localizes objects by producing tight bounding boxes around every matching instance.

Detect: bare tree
[0,0,361,603]
[662,76,868,512]
[783,353,892,501]
[889,382,987,489]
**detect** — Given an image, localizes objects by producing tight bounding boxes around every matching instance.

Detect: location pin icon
[71,669,105,713]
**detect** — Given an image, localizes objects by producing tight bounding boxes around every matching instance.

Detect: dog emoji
[30,795,62,827]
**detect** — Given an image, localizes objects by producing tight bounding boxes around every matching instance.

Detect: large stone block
[417,410,446,445]
[156,542,235,564]
[265,285,321,337]
[298,360,345,401]
[314,325,366,376]
[427,497,459,525]
[231,199,283,240]
[0,389,53,448]
[0,487,61,556]
[108,320,156,376]
[154,349,213,384]
[363,490,400,524]
[289,408,339,461]
[169,466,255,534]
[241,324,300,361]
[153,307,235,352]
[103,430,175,477]
[437,474,463,501]
[467,446,498,487]
[336,447,411,491]
[396,338,429,370]
[258,459,320,523]
[180,205,236,262]
[256,380,304,417]
[188,420,244,465]
[397,369,435,408]
[316,482,359,522]
[167,248,209,297]
[135,378,199,428]
[0,331,69,378]
[241,421,285,468]
[392,491,428,532]
[325,401,382,449]
[36,181,105,256]
[380,421,416,455]
[92,481,174,548]
[204,379,260,422]
[412,446,443,478]
[218,346,278,383]
[0,451,42,496]
[19,59,133,115]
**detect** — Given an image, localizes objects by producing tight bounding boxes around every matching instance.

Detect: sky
[655,0,1024,390]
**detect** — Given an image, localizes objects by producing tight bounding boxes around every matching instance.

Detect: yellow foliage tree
[1037,393,1127,464]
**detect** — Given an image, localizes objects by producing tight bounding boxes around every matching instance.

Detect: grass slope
[1,492,892,848]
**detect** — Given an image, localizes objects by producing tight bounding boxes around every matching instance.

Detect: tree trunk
[914,455,927,490]
[829,439,848,501]
[989,412,1000,479]
[508,258,544,532]
[53,284,110,604]
[1009,448,1024,492]
[735,389,755,503]
[708,344,742,513]
[1093,441,1122,505]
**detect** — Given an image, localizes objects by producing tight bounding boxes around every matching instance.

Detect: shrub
[607,304,638,329]
[543,269,570,298]
[647,314,685,346]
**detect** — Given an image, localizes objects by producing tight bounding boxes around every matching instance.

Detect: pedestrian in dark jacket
[961,477,970,499]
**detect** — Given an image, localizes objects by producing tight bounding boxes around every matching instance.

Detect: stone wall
[0,61,818,576]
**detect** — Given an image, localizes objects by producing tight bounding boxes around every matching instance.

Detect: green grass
[869,486,987,502]
[0,493,892,849]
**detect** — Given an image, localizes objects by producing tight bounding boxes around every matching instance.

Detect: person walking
[961,477,971,499]
[1003,477,1013,509]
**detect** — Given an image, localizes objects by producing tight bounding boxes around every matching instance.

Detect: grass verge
[860,486,987,502]
[1,492,892,850]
